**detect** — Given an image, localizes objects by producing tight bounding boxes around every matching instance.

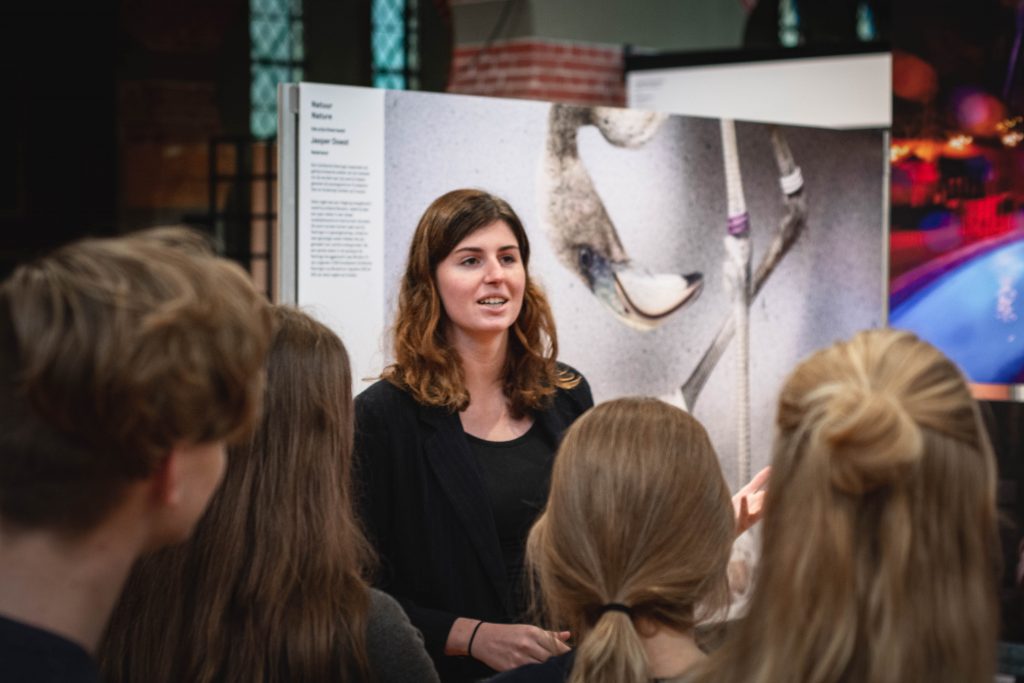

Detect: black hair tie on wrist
[599,603,633,617]
[467,620,485,659]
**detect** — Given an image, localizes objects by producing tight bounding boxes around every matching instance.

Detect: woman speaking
[354,189,592,681]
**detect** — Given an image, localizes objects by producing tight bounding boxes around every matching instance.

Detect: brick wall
[448,38,625,106]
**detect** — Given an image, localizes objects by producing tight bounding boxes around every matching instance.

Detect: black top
[488,651,574,683]
[487,651,693,683]
[0,615,99,683]
[354,366,593,683]
[467,420,550,620]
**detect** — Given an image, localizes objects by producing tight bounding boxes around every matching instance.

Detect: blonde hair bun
[809,381,924,495]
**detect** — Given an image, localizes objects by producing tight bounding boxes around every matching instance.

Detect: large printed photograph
[377,89,885,488]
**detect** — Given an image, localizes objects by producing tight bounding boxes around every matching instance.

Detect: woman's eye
[500,254,518,264]
[459,257,479,266]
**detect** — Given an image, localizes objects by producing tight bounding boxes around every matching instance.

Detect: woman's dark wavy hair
[382,188,578,416]
[99,306,376,682]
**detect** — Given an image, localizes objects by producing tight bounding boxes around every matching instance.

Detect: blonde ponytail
[570,610,647,683]
[529,398,734,683]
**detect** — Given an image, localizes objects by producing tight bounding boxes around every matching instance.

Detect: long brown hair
[528,397,734,683]
[99,306,375,682]
[696,329,999,683]
[382,188,577,417]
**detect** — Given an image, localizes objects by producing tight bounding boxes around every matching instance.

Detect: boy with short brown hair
[0,228,273,682]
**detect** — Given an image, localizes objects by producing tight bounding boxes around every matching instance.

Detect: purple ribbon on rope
[728,212,750,237]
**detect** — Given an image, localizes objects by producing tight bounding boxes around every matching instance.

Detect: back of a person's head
[528,397,734,683]
[0,227,272,534]
[698,328,998,683]
[100,305,375,683]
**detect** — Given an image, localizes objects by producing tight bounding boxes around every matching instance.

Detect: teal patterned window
[251,0,304,138]
[779,0,801,47]
[856,2,877,42]
[779,1,879,47]
[373,0,417,90]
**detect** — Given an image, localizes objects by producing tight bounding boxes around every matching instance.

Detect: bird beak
[612,262,704,330]
[583,250,703,331]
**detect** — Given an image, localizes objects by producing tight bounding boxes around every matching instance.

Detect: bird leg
[680,126,807,411]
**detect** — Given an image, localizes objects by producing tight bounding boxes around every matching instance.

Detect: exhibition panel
[279,83,886,488]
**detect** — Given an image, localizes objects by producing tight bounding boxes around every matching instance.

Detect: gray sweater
[368,589,441,683]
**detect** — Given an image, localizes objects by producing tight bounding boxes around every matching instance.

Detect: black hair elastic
[598,603,633,617]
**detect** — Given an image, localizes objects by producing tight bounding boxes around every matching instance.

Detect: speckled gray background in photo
[376,89,885,489]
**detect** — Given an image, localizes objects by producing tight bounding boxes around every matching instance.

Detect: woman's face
[435,220,526,343]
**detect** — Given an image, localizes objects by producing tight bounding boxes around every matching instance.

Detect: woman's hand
[469,622,570,671]
[445,618,570,671]
[733,466,770,536]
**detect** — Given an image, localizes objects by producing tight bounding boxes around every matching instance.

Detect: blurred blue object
[890,237,1024,383]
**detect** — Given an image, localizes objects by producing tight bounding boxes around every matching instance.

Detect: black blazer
[353,369,593,683]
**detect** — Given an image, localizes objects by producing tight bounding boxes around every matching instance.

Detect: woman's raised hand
[733,466,770,536]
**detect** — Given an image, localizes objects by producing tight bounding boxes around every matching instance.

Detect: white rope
[726,238,752,486]
[721,120,747,217]
[779,167,804,196]
[720,119,752,486]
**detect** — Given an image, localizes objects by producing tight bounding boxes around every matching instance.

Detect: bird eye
[578,245,594,270]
